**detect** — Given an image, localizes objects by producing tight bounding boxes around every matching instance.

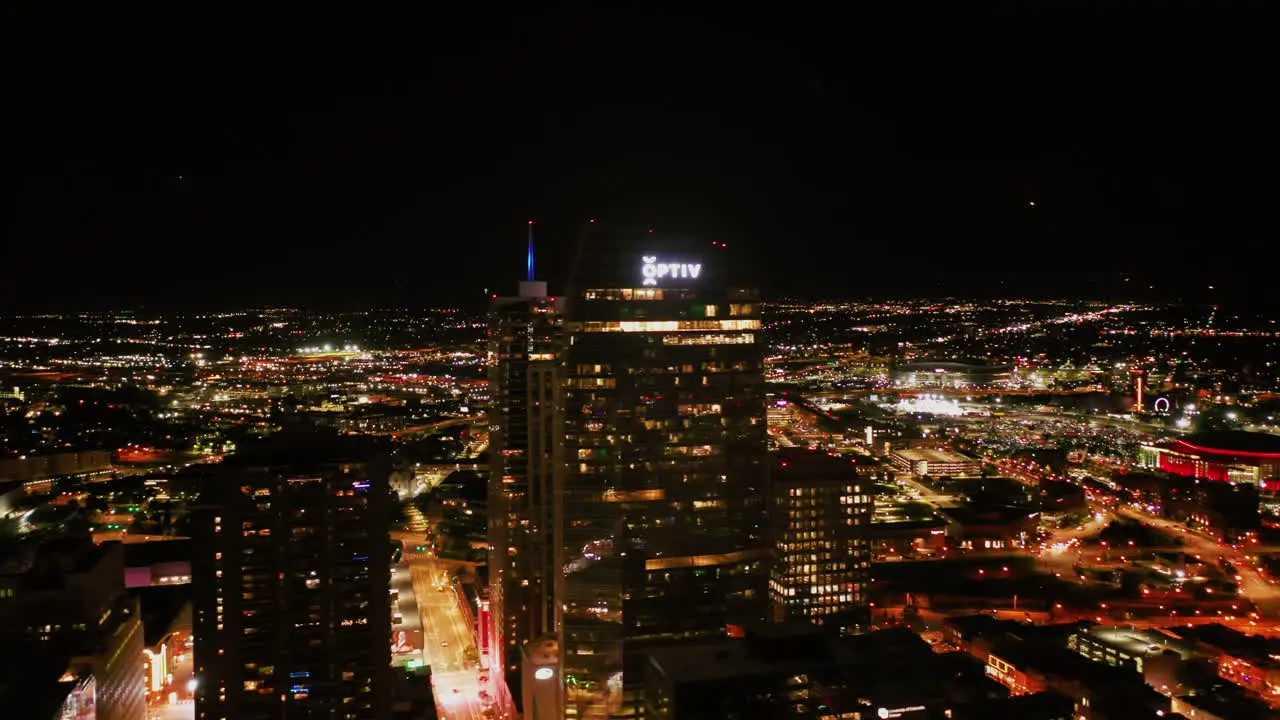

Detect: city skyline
[5,294,1280,719]
[5,4,1280,720]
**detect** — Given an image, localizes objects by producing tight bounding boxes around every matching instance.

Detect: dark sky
[5,4,1276,310]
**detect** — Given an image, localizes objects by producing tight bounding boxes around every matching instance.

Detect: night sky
[5,5,1276,310]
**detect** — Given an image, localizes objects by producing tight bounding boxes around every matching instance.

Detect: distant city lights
[895,395,965,417]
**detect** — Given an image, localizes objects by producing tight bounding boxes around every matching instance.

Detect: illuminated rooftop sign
[641,256,701,286]
[878,707,925,719]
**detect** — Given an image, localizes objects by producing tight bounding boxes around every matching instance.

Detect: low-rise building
[1172,683,1280,720]
[1175,623,1280,697]
[122,538,191,588]
[889,448,981,477]
[943,505,1039,551]
[0,449,114,487]
[1068,624,1200,700]
[132,584,193,709]
[868,517,948,559]
[944,616,1179,720]
[520,636,560,720]
[1139,430,1280,490]
[642,623,1006,719]
[0,536,147,720]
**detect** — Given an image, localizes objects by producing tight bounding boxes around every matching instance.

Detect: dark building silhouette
[191,436,392,719]
[0,535,146,720]
[642,624,1021,720]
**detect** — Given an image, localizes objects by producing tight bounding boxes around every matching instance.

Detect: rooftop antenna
[526,219,535,281]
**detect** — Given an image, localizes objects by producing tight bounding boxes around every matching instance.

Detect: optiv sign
[641,256,702,286]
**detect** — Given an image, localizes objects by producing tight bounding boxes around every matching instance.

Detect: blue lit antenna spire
[526,219,535,280]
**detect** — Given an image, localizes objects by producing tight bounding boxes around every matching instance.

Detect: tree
[1194,406,1242,433]
[901,501,934,520]
[1175,658,1220,695]
[462,645,480,667]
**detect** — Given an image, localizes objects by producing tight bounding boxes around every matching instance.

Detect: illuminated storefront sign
[877,707,925,719]
[143,647,167,693]
[534,667,555,680]
[641,256,702,286]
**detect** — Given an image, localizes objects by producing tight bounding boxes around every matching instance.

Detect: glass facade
[557,286,767,719]
[488,286,564,697]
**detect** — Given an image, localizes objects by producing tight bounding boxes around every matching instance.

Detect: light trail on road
[1118,509,1280,617]
[405,548,513,720]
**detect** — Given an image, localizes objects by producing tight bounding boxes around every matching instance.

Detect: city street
[406,548,499,720]
[987,454,1280,619]
[1119,508,1280,617]
[403,501,430,534]
[150,704,194,720]
[146,636,195,720]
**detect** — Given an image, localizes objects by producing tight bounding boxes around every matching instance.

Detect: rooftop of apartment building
[646,622,938,686]
[130,584,191,646]
[772,447,867,483]
[893,447,976,464]
[1175,622,1280,668]
[0,532,110,583]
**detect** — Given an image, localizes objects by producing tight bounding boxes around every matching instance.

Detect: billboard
[392,629,415,654]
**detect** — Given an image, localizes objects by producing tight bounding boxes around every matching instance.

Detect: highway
[371,414,486,437]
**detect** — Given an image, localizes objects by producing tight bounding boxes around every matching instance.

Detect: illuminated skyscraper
[487,274,564,704]
[191,438,392,720]
[768,448,873,634]
[556,236,768,718]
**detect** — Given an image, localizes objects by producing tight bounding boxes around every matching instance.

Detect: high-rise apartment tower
[487,277,565,705]
[191,438,392,720]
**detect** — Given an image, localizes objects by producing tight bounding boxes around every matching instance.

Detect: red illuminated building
[1139,431,1280,490]
[478,591,493,670]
